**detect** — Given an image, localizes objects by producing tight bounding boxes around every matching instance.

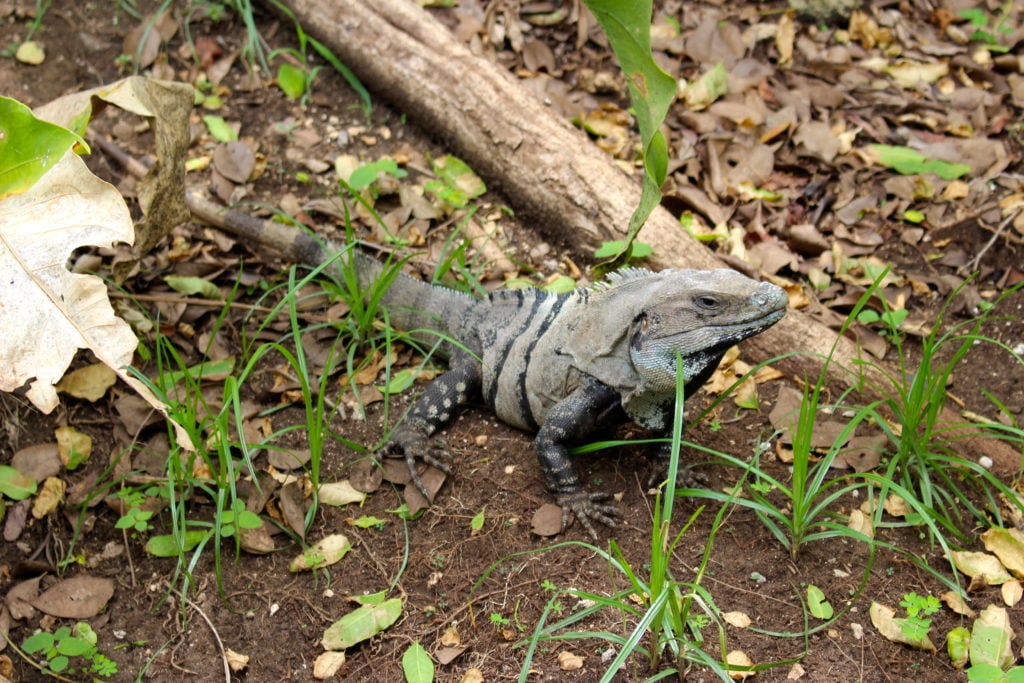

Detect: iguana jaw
[629,286,788,390]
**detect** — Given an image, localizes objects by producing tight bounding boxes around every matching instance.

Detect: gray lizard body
[217,220,788,536]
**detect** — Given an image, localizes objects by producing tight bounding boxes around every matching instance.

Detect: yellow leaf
[56,363,117,402]
[32,476,66,519]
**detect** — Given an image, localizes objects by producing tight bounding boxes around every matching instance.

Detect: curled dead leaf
[319,480,367,506]
[726,649,755,680]
[557,650,584,671]
[940,591,975,617]
[723,611,752,628]
[225,648,249,672]
[313,651,346,679]
[869,601,936,652]
[289,534,353,572]
[31,477,65,519]
[1001,580,1023,607]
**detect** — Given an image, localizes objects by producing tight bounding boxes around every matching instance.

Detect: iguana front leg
[385,362,481,499]
[535,377,624,539]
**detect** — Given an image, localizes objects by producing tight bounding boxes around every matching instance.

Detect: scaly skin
[210,221,789,538]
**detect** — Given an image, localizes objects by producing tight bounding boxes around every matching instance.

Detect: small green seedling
[857,307,908,336]
[22,623,118,678]
[896,592,940,642]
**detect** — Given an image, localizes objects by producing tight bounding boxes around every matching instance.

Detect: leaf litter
[1,1,1024,681]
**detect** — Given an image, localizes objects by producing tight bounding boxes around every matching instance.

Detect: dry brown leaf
[531,503,564,537]
[278,481,308,542]
[31,477,66,519]
[239,523,275,555]
[847,509,874,539]
[726,649,755,680]
[939,591,975,617]
[56,363,117,402]
[55,425,92,469]
[289,534,352,572]
[318,480,367,506]
[268,448,312,471]
[403,466,447,513]
[2,500,31,543]
[1000,580,1023,607]
[436,645,469,665]
[225,649,249,672]
[869,601,936,652]
[32,575,114,619]
[11,443,61,482]
[723,611,752,628]
[313,651,346,679]
[557,650,584,671]
[5,576,42,620]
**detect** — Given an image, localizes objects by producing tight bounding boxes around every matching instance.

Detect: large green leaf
[0,96,86,199]
[321,597,403,650]
[869,144,970,180]
[583,1,676,266]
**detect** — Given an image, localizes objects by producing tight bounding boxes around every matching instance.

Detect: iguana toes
[218,220,789,537]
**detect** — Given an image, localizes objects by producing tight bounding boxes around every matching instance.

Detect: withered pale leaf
[726,649,755,679]
[289,534,352,572]
[939,590,975,617]
[56,363,117,402]
[31,477,66,519]
[557,650,584,671]
[33,575,114,619]
[319,480,367,506]
[869,601,936,652]
[531,503,563,537]
[313,651,346,679]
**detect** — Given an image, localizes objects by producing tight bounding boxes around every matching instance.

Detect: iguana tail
[211,215,476,352]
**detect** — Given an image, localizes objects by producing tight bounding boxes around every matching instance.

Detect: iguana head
[627,269,788,393]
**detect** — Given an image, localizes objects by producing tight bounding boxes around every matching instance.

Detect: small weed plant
[480,354,750,681]
[21,622,118,679]
[856,277,1024,544]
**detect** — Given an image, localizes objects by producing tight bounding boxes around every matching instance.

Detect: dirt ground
[2,1,1024,682]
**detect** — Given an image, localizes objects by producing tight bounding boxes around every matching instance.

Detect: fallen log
[282,0,870,387]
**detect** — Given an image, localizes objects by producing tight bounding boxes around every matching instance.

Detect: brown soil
[1,2,1023,682]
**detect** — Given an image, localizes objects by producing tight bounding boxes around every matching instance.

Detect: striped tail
[352,250,477,354]
[212,217,477,352]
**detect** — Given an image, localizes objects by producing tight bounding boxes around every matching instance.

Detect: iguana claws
[557,490,620,540]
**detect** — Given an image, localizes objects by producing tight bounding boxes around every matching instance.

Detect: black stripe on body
[484,291,544,408]
[515,293,569,431]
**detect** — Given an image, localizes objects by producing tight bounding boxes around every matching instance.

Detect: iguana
[210,217,788,537]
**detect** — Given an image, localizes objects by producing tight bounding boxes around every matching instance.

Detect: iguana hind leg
[385,361,481,500]
[535,377,624,539]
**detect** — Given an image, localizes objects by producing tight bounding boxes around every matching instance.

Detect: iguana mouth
[701,308,787,349]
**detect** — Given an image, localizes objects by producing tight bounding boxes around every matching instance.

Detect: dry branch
[282,0,872,386]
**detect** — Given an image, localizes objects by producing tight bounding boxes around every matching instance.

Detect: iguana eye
[696,295,719,309]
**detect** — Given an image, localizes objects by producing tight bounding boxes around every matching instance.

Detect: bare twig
[964,209,1021,275]
[168,584,232,683]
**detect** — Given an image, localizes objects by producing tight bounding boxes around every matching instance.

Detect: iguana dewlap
[219,222,788,538]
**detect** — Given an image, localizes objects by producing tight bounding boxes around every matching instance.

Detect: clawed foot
[383,430,451,501]
[647,464,708,491]
[557,490,620,540]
